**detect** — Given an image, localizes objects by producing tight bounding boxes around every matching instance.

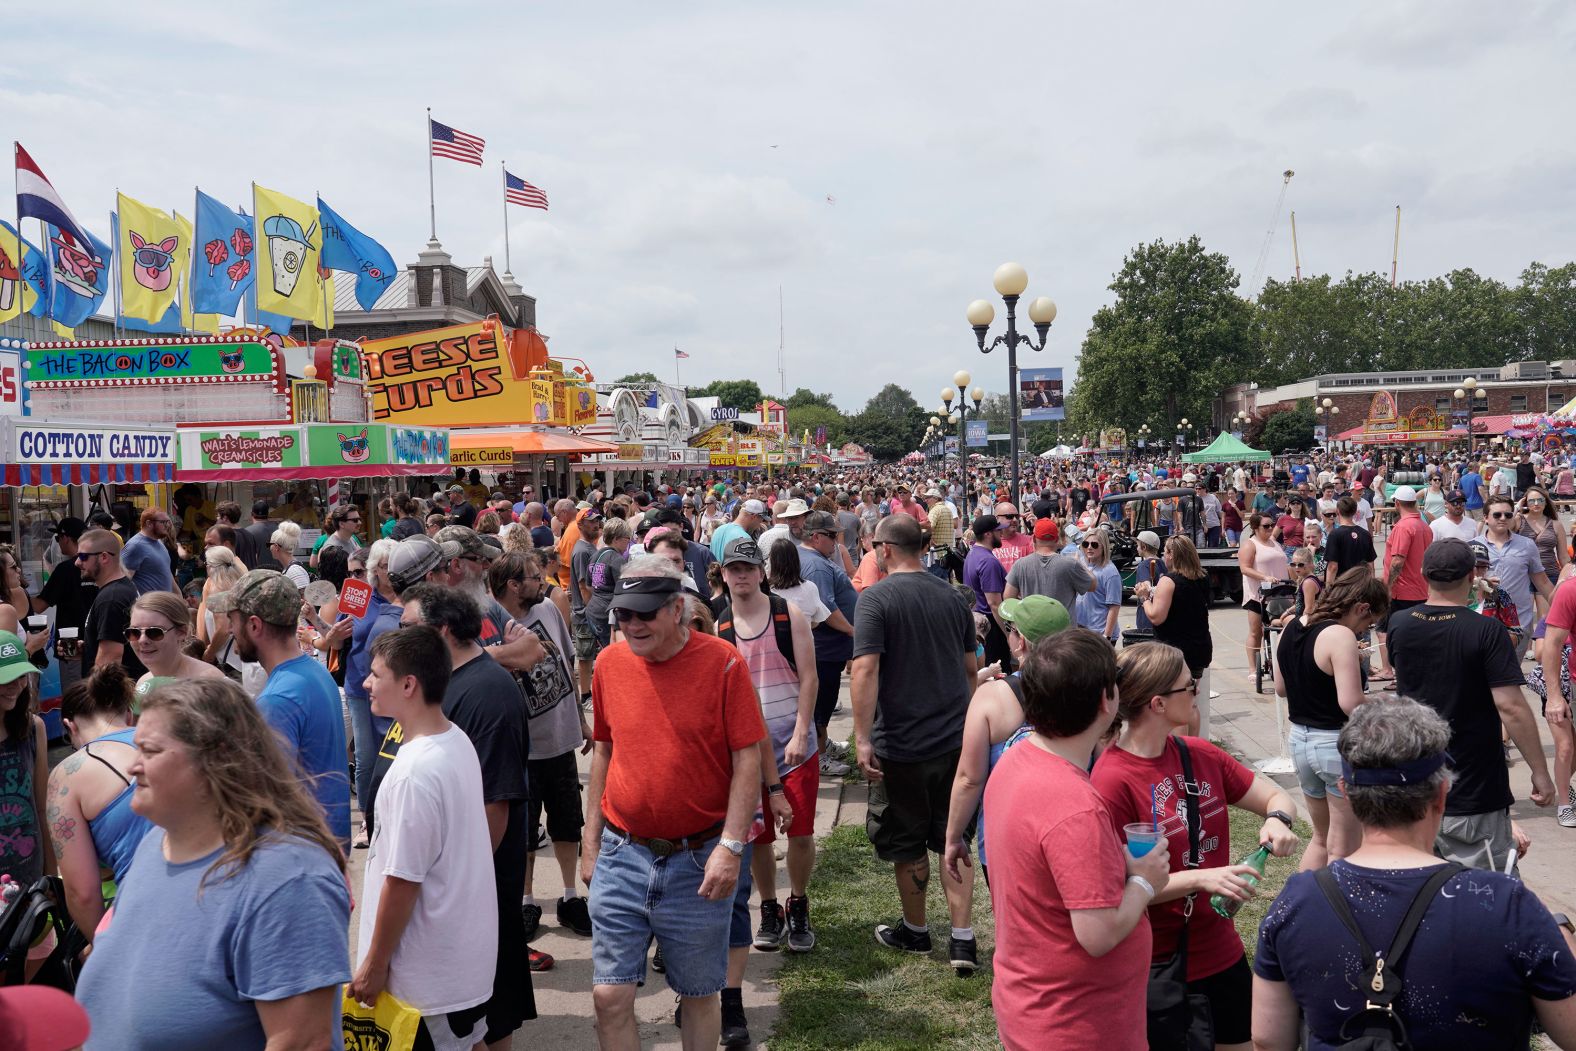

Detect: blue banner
[192,190,256,316]
[965,419,988,447]
[1019,367,1065,422]
[318,197,396,310]
[46,224,111,328]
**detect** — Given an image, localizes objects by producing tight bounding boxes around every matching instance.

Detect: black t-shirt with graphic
[81,577,146,680]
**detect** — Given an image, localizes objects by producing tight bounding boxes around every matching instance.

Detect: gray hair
[270,520,301,551]
[1338,695,1453,829]
[602,518,633,543]
[365,538,398,576]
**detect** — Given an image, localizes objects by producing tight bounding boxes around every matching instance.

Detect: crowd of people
[3,444,1576,1049]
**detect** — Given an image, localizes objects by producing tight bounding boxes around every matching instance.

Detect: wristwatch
[1267,810,1295,829]
[719,837,746,857]
[1554,912,1575,935]
[767,783,785,796]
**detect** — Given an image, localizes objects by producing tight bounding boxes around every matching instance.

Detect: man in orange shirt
[552,499,581,590]
[581,555,765,1051]
[1379,484,1433,682]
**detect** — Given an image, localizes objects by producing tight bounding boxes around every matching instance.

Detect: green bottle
[1210,844,1271,918]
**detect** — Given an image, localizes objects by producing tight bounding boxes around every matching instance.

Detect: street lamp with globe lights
[1313,398,1340,442]
[1177,417,1194,452]
[942,372,986,507]
[967,263,1056,505]
[1455,378,1487,456]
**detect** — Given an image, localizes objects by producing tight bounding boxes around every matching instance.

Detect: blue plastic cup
[1124,822,1163,858]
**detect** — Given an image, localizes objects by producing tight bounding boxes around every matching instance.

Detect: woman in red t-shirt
[1092,643,1302,1051]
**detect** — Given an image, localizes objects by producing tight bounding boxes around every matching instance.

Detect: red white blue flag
[15,143,91,251]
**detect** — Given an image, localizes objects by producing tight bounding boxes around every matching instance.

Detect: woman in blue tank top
[48,664,153,939]
[941,594,1072,887]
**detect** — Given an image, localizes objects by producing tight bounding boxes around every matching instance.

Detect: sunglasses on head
[612,606,665,623]
[124,626,173,642]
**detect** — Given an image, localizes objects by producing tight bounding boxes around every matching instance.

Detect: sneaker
[874,922,932,955]
[651,944,666,973]
[949,936,979,977]
[785,894,816,952]
[520,902,543,942]
[820,751,852,777]
[824,739,850,760]
[352,824,369,850]
[1568,786,1575,809]
[1560,806,1576,829]
[528,946,554,972]
[753,900,785,951]
[557,894,593,936]
[720,990,750,1047]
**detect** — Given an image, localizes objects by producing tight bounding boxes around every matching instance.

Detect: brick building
[1216,360,1576,442]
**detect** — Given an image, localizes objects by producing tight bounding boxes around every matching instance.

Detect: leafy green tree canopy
[696,379,766,411]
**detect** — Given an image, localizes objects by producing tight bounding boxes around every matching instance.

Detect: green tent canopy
[1182,432,1271,463]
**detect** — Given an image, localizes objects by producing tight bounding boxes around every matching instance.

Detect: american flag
[674,348,690,359]
[504,170,549,210]
[430,119,486,165]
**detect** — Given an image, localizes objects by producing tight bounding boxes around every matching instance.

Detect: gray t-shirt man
[1005,552,1095,615]
[570,537,596,621]
[512,598,581,759]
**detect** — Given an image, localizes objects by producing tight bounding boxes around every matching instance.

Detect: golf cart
[1086,488,1244,605]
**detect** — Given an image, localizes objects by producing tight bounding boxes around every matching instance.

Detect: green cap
[205,569,302,627]
[998,595,1071,644]
[0,631,32,684]
[135,675,179,698]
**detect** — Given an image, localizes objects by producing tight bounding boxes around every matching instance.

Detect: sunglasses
[74,550,107,562]
[348,568,367,579]
[997,514,1020,520]
[1161,678,1198,697]
[612,606,665,623]
[1490,511,1514,519]
[124,626,173,642]
[1082,541,1102,549]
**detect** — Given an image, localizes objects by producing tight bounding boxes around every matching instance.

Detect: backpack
[716,593,797,673]
[1313,863,1462,1050]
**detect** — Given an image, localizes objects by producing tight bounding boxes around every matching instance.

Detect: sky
[8,1,1575,410]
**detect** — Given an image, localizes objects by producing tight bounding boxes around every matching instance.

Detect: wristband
[767,783,785,796]
[1127,875,1155,900]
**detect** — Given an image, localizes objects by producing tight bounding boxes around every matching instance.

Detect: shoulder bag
[1145,736,1214,1051]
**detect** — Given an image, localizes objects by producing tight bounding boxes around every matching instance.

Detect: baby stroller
[1256,582,1300,694]
[0,875,88,991]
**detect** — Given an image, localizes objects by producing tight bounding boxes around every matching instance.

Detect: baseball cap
[204,569,302,627]
[1182,473,1199,484]
[721,536,764,567]
[608,574,683,613]
[50,517,86,540]
[801,510,837,536]
[387,534,460,591]
[778,498,810,518]
[0,984,91,1050]
[972,514,1000,536]
[435,525,499,562]
[0,632,32,685]
[998,595,1072,644]
[1136,529,1162,550]
[1446,489,1466,503]
[741,499,768,516]
[1033,517,1060,542]
[1423,538,1475,583]
[1065,525,1084,543]
[925,487,943,498]
[1467,537,1492,565]
[1393,485,1419,503]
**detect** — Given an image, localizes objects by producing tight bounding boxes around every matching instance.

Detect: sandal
[352,824,369,849]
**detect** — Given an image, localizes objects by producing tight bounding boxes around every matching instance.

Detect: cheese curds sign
[361,321,596,428]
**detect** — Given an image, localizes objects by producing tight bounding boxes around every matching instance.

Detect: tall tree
[786,387,838,410]
[847,384,926,460]
[1067,236,1253,439]
[786,404,849,447]
[610,371,661,385]
[696,379,766,411]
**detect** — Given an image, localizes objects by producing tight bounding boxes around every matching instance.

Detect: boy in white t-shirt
[351,625,498,1051]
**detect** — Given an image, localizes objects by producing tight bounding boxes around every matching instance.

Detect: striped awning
[3,460,176,487]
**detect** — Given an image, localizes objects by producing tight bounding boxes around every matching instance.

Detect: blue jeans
[589,828,731,997]
[345,693,392,808]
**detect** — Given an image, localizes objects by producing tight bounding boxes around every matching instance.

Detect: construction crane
[1246,169,1295,300]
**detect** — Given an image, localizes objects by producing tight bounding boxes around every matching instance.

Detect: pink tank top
[1243,537,1289,606]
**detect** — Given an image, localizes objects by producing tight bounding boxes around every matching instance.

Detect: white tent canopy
[1040,445,1076,459]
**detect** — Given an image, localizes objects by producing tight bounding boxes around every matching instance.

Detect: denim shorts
[729,843,756,949]
[1289,723,1343,800]
[588,827,731,997]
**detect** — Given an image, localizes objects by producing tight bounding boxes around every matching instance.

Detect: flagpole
[500,161,511,275]
[316,190,328,340]
[426,108,437,243]
[111,197,123,339]
[674,346,681,387]
[10,143,21,328]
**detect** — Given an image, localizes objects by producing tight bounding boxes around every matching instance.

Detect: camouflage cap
[205,569,302,627]
[434,525,499,562]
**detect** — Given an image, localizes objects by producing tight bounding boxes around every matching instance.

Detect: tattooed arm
[47,752,107,938]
